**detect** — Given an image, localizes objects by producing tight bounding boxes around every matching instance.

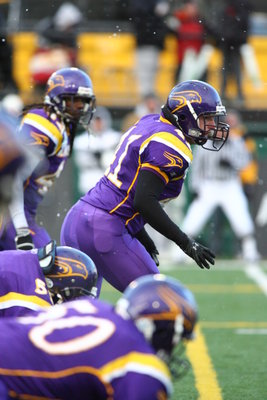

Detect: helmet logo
[155,287,195,322]
[49,256,89,279]
[170,90,202,113]
[46,74,65,94]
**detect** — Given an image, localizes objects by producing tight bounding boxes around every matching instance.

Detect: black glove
[135,228,160,266]
[15,228,34,250]
[150,248,160,266]
[183,238,215,269]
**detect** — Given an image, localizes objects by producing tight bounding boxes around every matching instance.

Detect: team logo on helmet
[48,256,89,280]
[46,74,65,94]
[169,90,202,113]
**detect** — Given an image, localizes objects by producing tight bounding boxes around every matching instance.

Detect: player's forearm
[134,170,189,249]
[8,176,28,230]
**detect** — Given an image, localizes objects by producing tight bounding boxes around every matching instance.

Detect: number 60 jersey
[0,298,172,400]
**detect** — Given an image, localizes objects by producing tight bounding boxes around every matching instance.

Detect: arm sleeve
[133,169,189,250]
[8,151,42,230]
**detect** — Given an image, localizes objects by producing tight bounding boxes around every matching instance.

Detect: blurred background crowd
[0,0,267,261]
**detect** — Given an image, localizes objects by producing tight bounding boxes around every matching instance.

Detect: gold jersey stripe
[23,113,63,154]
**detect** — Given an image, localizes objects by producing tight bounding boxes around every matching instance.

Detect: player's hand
[15,227,34,250]
[150,249,160,266]
[183,239,215,269]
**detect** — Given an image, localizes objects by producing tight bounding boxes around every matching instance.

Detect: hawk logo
[163,151,183,168]
[46,74,65,93]
[48,256,89,280]
[30,131,50,147]
[170,90,202,113]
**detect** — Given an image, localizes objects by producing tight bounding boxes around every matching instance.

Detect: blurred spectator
[129,0,170,97]
[30,2,83,92]
[73,106,121,196]
[169,0,212,83]
[209,0,252,103]
[121,92,162,132]
[0,13,18,94]
[172,117,260,263]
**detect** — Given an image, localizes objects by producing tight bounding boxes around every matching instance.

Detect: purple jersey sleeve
[0,298,172,399]
[0,249,52,317]
[83,114,193,235]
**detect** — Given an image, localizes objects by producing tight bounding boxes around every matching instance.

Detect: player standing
[0,67,96,251]
[61,80,229,294]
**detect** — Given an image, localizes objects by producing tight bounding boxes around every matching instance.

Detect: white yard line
[245,263,267,296]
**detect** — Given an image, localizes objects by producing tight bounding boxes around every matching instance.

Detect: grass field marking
[235,328,267,334]
[188,284,260,293]
[186,324,222,400]
[160,259,267,272]
[201,321,267,328]
[245,264,267,296]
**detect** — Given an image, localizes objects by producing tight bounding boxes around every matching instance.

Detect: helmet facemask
[193,110,230,151]
[58,95,96,129]
[136,315,190,379]
[45,278,97,303]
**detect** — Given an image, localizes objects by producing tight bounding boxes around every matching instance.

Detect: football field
[100,259,267,400]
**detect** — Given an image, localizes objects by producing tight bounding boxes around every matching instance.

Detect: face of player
[198,114,227,142]
[65,96,87,115]
[198,115,215,133]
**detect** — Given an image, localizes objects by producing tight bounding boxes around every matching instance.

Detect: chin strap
[161,104,181,129]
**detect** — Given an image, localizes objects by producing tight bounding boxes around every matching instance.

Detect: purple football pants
[60,200,160,295]
[0,210,51,250]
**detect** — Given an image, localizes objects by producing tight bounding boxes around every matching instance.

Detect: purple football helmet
[161,80,229,151]
[116,274,198,372]
[41,243,98,301]
[44,67,96,128]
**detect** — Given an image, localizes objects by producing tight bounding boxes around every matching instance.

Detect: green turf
[99,260,267,399]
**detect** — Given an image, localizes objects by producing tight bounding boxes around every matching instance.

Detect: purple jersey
[0,249,52,317]
[0,298,172,400]
[82,114,193,235]
[20,108,70,214]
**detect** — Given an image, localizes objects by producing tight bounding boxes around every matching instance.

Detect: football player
[0,67,96,251]
[61,80,230,294]
[0,274,197,400]
[0,240,97,317]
